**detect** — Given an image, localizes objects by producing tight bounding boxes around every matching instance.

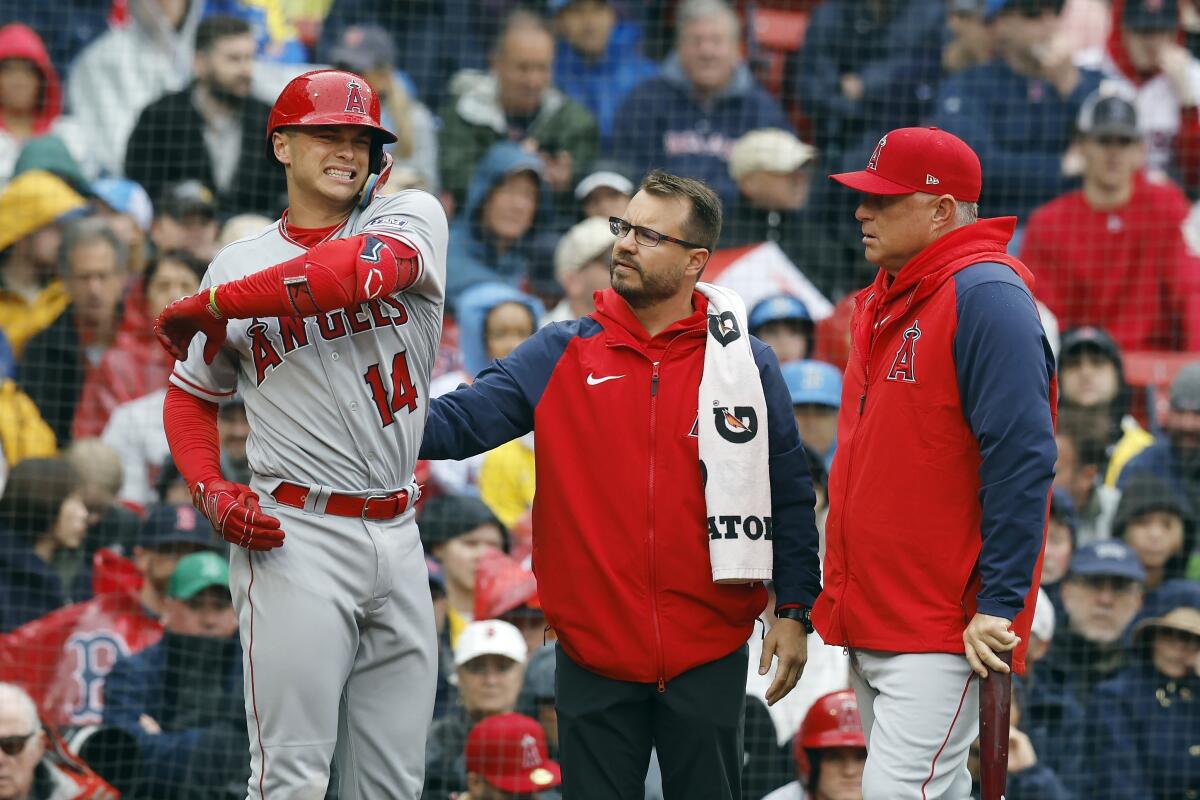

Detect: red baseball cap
[830,127,982,202]
[466,713,562,793]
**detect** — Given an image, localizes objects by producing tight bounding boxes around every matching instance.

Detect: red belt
[272,482,413,520]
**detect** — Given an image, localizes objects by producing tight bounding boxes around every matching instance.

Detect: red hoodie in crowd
[0,23,63,135]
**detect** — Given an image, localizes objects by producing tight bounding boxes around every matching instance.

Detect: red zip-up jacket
[421,288,821,685]
[811,219,1057,675]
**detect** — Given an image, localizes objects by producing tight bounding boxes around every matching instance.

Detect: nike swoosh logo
[586,373,626,386]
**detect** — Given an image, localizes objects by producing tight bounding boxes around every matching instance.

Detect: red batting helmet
[266,69,396,173]
[794,690,866,789]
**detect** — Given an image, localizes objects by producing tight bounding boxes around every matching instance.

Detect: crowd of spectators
[0,0,1197,799]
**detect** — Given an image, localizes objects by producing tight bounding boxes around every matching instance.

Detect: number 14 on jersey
[363,351,419,427]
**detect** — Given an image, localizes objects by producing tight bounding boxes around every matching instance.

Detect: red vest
[812,219,1056,675]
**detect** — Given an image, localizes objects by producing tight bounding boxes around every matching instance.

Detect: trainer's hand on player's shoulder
[193,479,284,551]
[154,291,228,364]
[963,613,1018,679]
[760,618,808,706]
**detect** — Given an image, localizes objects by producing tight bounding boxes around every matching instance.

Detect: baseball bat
[978,649,1013,800]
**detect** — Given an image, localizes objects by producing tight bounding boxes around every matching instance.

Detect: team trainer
[421,170,822,799]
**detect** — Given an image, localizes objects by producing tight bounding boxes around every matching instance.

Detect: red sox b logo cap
[830,127,982,202]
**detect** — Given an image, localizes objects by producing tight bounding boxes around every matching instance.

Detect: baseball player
[152,69,448,799]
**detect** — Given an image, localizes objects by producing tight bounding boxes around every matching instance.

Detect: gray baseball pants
[849,650,978,800]
[228,495,437,800]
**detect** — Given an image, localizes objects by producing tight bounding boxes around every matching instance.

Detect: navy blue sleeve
[419,320,595,461]
[953,264,1057,620]
[753,338,822,609]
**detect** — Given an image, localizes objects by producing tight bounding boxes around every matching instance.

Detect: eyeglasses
[609,217,708,251]
[0,732,36,756]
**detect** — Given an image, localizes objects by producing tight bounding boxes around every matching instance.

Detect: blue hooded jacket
[456,282,546,378]
[1084,641,1200,800]
[933,58,1103,219]
[608,55,789,204]
[445,142,549,309]
[554,20,658,145]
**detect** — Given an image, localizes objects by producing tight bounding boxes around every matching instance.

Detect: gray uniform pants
[228,496,437,800]
[849,650,978,800]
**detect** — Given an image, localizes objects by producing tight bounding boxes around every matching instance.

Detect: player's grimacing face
[275,126,372,208]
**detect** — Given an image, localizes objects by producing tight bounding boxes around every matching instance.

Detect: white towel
[696,282,773,583]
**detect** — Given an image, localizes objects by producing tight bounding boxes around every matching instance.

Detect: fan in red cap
[464,712,561,799]
[764,690,866,800]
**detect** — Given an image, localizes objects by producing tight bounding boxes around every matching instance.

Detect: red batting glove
[192,479,284,551]
[154,290,228,364]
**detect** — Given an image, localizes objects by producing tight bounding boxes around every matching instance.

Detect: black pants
[554,645,747,800]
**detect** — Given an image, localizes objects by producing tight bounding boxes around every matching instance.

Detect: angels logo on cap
[465,712,562,793]
[520,734,541,769]
[830,127,982,202]
[867,135,887,172]
[345,81,367,115]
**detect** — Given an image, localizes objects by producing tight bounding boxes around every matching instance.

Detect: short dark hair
[144,249,206,290]
[638,170,723,250]
[0,458,80,543]
[1056,406,1110,470]
[196,15,253,54]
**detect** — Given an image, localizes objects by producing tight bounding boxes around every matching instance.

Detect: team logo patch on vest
[886,320,921,383]
[713,405,758,443]
[345,81,367,115]
[708,311,741,347]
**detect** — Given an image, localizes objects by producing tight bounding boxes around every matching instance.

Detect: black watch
[776,606,814,634]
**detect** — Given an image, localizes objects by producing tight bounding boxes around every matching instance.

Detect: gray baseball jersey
[170,189,447,800]
[171,189,447,495]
